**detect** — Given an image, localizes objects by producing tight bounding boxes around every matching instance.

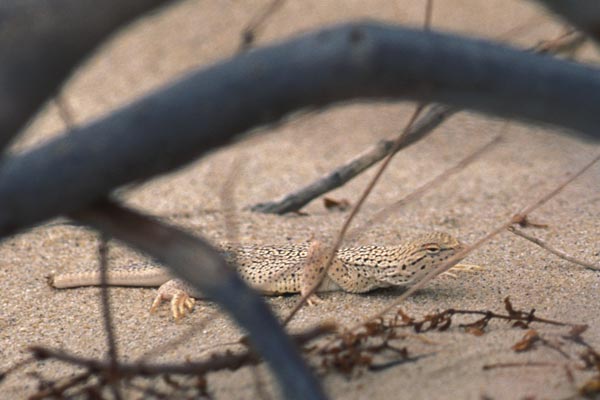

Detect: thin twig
[250,104,458,213]
[508,226,600,271]
[28,371,93,400]
[346,131,504,244]
[483,361,562,370]
[424,0,433,30]
[341,153,600,334]
[29,323,334,378]
[98,235,122,400]
[54,93,76,132]
[283,104,426,326]
[239,0,285,52]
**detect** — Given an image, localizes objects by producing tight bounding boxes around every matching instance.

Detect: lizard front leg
[300,240,345,305]
[299,240,335,305]
[151,279,196,320]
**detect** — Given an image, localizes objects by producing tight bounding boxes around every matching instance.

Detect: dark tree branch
[0,0,172,152]
[1,21,599,237]
[70,200,326,400]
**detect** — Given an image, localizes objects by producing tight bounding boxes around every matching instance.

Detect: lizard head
[380,232,464,285]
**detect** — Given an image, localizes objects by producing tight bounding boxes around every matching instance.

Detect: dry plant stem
[538,1,600,43]
[70,200,326,400]
[98,235,121,398]
[253,0,441,215]
[282,104,426,326]
[483,361,562,370]
[54,94,77,132]
[239,0,285,52]
[99,237,123,400]
[29,371,93,400]
[347,133,504,244]
[534,30,585,55]
[424,0,433,29]
[446,308,574,327]
[508,226,600,271]
[29,323,334,378]
[345,152,600,332]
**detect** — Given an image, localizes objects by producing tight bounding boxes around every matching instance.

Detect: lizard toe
[150,293,166,314]
[171,291,195,320]
[306,294,323,306]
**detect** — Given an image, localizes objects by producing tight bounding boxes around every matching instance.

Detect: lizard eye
[424,244,441,253]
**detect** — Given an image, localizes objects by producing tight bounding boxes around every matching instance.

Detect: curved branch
[1,21,599,235]
[71,200,326,400]
[0,0,171,152]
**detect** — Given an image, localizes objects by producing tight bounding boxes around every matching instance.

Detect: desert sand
[1,1,599,398]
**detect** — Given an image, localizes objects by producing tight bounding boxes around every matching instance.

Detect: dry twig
[508,226,600,271]
[239,0,285,52]
[23,323,334,398]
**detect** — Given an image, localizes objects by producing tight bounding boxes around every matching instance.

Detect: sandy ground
[1,0,599,398]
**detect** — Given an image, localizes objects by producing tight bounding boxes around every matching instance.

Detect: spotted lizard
[50,232,474,319]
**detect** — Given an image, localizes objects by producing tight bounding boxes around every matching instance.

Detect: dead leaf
[323,197,351,211]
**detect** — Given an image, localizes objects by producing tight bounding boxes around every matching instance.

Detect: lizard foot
[441,263,485,279]
[151,279,196,320]
[150,290,195,320]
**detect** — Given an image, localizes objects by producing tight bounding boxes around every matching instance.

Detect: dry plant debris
[4,298,598,399]
[308,297,588,377]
